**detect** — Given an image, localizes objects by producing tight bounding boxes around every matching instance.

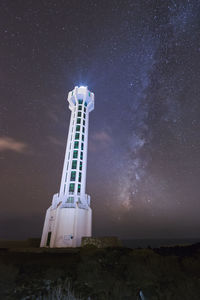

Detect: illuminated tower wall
[40,86,94,247]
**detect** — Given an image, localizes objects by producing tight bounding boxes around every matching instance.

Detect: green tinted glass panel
[82,135,84,141]
[84,107,86,113]
[79,161,82,171]
[81,143,84,150]
[73,150,78,158]
[76,125,80,131]
[78,112,81,117]
[70,171,76,181]
[74,141,79,149]
[77,118,81,124]
[72,160,77,169]
[89,92,91,96]
[78,184,81,193]
[67,197,74,203]
[83,120,85,126]
[75,133,79,140]
[82,127,85,133]
[80,151,83,160]
[78,105,82,111]
[78,99,83,104]
[78,172,82,182]
[69,183,75,192]
[84,102,87,107]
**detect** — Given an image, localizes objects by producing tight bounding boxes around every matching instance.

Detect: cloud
[48,136,65,147]
[92,131,112,143]
[47,110,59,123]
[0,137,28,153]
[89,131,113,152]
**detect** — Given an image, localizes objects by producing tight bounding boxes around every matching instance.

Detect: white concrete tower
[40,86,94,247]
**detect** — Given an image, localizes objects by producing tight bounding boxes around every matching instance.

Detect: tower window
[80,151,83,160]
[67,196,74,203]
[83,120,85,126]
[77,118,81,124]
[82,135,84,141]
[89,92,91,96]
[69,183,75,192]
[74,141,79,149]
[76,125,80,131]
[84,102,87,107]
[82,127,85,133]
[78,172,82,182]
[72,160,77,169]
[81,143,84,150]
[78,105,82,111]
[73,150,78,158]
[84,107,86,113]
[75,133,79,140]
[78,184,81,193]
[78,112,81,117]
[78,99,83,104]
[83,113,86,119]
[79,161,82,171]
[70,171,76,181]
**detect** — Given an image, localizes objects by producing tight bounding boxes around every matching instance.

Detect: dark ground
[0,242,200,300]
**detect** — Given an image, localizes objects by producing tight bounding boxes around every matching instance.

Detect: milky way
[0,0,200,239]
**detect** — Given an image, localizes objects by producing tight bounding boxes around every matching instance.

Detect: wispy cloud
[47,110,59,123]
[0,137,28,153]
[89,131,113,152]
[92,131,112,143]
[48,136,65,147]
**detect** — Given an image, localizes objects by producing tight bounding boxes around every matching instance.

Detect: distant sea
[121,238,200,249]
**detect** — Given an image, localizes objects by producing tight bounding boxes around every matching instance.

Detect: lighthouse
[40,86,94,247]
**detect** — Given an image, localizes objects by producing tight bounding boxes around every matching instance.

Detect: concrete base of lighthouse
[40,204,92,248]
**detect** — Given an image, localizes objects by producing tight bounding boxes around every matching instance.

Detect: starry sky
[1,0,200,240]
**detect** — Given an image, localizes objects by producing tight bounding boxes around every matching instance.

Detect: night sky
[1,0,200,240]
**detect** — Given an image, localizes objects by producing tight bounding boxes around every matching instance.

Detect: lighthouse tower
[40,86,94,247]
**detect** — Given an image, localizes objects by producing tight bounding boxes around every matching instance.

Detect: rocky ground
[0,243,200,300]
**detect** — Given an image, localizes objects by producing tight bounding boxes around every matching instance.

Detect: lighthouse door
[46,232,52,247]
